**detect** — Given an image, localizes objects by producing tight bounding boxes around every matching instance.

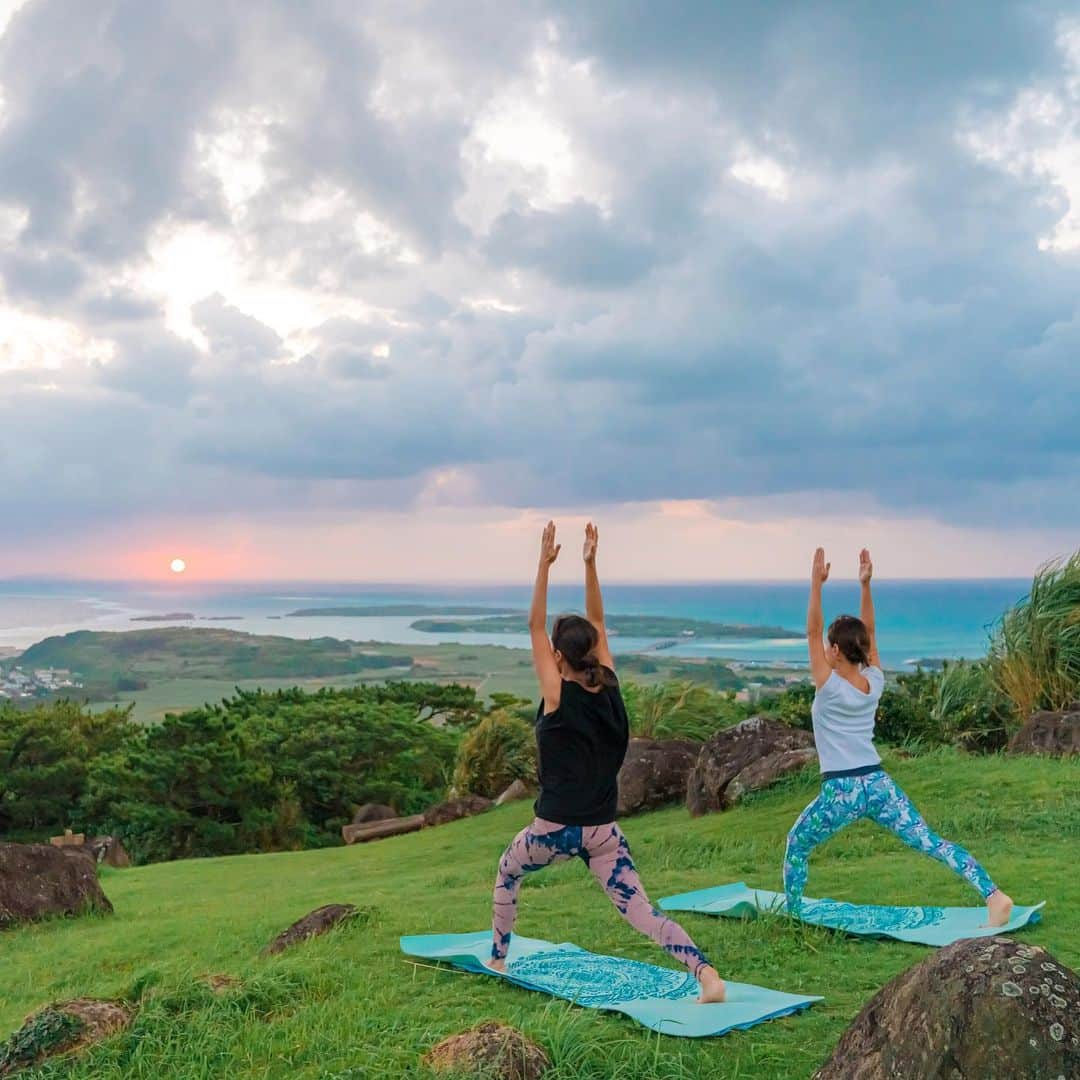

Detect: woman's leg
[864,772,1003,903]
[490,819,580,966]
[580,824,714,982]
[783,778,864,914]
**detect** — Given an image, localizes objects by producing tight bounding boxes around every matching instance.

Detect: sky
[0,0,1078,583]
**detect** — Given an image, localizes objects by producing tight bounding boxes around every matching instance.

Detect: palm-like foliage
[932,660,1015,751]
[621,680,740,741]
[989,550,1080,718]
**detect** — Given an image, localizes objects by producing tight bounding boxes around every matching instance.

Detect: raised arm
[583,522,614,670]
[531,521,563,713]
[807,547,832,688]
[858,548,881,668]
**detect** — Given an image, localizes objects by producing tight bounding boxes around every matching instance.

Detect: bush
[875,669,941,747]
[621,680,744,740]
[0,700,133,836]
[451,709,537,799]
[762,682,814,730]
[81,688,461,862]
[990,550,1080,718]
[933,660,1016,752]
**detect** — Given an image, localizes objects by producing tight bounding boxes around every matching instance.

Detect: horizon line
[0,574,1034,587]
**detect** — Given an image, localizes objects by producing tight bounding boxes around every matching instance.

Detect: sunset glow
[170,558,187,574]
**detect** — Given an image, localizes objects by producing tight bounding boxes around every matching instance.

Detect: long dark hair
[551,614,615,688]
[827,614,871,665]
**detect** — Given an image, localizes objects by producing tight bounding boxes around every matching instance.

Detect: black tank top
[533,669,629,826]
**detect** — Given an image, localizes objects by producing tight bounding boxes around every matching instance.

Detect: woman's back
[811,667,884,775]
[534,670,629,825]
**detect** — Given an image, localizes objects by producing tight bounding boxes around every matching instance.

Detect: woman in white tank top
[783,547,1014,926]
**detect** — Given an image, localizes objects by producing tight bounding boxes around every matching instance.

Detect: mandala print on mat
[801,899,946,934]
[509,950,697,1006]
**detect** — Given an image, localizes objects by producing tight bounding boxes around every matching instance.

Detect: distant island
[202,616,243,621]
[286,604,520,617]
[410,613,800,640]
[131,612,196,622]
[15,627,413,695]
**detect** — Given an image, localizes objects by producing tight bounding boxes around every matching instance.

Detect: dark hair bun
[551,614,614,688]
[827,615,871,666]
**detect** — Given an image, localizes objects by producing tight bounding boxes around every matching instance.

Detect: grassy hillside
[2,749,1076,1079]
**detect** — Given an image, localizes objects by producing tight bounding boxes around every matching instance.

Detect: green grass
[3,748,1076,1079]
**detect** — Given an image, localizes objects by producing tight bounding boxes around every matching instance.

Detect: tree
[0,700,132,838]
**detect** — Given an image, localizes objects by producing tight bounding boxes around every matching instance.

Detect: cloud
[0,0,1078,550]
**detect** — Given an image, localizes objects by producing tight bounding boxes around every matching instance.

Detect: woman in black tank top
[486,522,726,1003]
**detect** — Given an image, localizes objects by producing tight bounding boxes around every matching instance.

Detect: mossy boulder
[815,936,1079,1079]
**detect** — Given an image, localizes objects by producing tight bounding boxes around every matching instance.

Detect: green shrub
[0,700,133,836]
[81,688,460,862]
[989,550,1080,718]
[621,680,744,740]
[761,682,814,730]
[451,709,537,798]
[875,668,941,747]
[933,660,1016,752]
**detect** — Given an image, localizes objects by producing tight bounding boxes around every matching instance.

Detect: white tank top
[810,666,885,774]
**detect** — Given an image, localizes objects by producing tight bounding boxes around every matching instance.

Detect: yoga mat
[400,931,821,1037]
[658,882,1045,946]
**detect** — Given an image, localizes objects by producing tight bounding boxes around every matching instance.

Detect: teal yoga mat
[399,931,821,1037]
[658,882,1045,946]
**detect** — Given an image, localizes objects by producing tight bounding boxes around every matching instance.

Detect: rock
[422,794,494,827]
[686,716,816,815]
[264,903,358,955]
[0,999,132,1076]
[351,803,398,825]
[1009,706,1080,757]
[85,836,131,868]
[495,778,536,806]
[814,937,1080,1080]
[616,738,701,817]
[0,843,113,928]
[341,814,425,845]
[423,1022,551,1079]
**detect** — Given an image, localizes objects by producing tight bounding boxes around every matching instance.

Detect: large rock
[265,903,358,955]
[85,836,131,868]
[616,737,701,817]
[0,999,133,1076]
[1009,706,1080,757]
[0,843,113,928]
[422,794,494,827]
[815,937,1079,1080]
[686,716,816,816]
[423,1022,551,1079]
[351,803,398,825]
[495,778,536,806]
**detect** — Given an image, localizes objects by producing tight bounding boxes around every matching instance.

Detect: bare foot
[696,965,727,1004]
[985,890,1014,927]
[486,957,507,974]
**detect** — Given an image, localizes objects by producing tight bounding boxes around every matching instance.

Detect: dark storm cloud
[0,0,1078,535]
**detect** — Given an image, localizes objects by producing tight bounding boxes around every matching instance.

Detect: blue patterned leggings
[783,770,997,913]
[492,818,710,976]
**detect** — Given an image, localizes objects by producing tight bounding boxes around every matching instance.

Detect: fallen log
[341,814,425,845]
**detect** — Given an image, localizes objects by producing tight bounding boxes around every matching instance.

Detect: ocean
[0,578,1031,670]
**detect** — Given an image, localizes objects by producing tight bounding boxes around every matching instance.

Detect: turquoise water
[0,579,1030,670]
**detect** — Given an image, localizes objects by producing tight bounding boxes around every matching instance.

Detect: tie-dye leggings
[492,818,710,976]
[783,769,998,913]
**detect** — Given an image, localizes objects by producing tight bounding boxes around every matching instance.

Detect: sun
[170,558,187,574]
